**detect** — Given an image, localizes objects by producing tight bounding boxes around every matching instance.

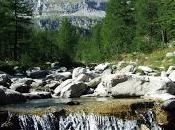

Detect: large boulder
[10,78,33,93]
[94,63,110,73]
[116,65,136,75]
[60,82,88,98]
[0,86,26,105]
[44,81,60,90]
[102,68,112,75]
[112,76,175,98]
[26,68,48,79]
[94,82,110,97]
[31,79,44,88]
[72,67,88,79]
[54,79,73,96]
[94,74,129,96]
[87,77,101,88]
[10,83,30,93]
[74,74,94,83]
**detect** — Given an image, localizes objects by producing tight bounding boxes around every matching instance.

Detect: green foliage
[1,0,175,65]
[0,0,32,60]
[56,18,78,64]
[19,53,32,67]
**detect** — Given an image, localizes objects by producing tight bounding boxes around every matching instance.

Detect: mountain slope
[31,0,108,29]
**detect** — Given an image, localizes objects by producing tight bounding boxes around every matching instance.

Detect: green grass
[115,47,175,71]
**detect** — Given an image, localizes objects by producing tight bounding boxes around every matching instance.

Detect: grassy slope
[114,47,175,71]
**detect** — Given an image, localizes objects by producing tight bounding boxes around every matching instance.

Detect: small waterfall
[18,111,162,130]
[19,113,57,130]
[59,113,138,130]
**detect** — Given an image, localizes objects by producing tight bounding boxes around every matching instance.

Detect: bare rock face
[30,0,108,29]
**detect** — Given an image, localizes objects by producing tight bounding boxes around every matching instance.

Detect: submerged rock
[66,101,80,106]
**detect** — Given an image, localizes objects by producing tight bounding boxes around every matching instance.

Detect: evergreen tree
[0,0,32,60]
[101,0,136,56]
[57,18,78,64]
[134,0,161,52]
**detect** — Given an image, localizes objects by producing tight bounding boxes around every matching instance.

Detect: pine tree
[57,18,78,64]
[0,0,32,60]
[134,0,161,52]
[101,0,136,56]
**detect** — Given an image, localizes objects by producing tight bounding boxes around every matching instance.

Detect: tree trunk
[14,0,18,60]
[161,29,168,44]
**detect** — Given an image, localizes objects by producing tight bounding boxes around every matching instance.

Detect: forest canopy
[0,0,175,65]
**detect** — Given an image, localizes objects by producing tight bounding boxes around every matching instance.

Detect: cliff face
[31,0,108,29]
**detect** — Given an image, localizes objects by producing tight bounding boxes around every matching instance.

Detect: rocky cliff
[31,0,108,29]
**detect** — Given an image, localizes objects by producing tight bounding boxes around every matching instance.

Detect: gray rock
[102,68,112,75]
[54,79,73,96]
[116,65,136,74]
[44,81,60,89]
[169,70,175,82]
[161,71,167,77]
[74,74,94,82]
[46,72,71,81]
[112,76,175,98]
[72,67,88,79]
[26,68,48,79]
[31,79,44,88]
[144,93,175,101]
[51,62,60,69]
[23,91,51,99]
[0,73,11,88]
[60,82,88,98]
[94,63,110,72]
[167,66,175,75]
[10,82,31,93]
[10,78,33,93]
[94,74,129,97]
[87,77,101,88]
[0,86,26,105]
[138,66,153,74]
[94,82,110,97]
[162,99,175,111]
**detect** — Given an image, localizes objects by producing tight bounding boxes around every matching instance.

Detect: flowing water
[18,111,161,130]
[1,98,162,130]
